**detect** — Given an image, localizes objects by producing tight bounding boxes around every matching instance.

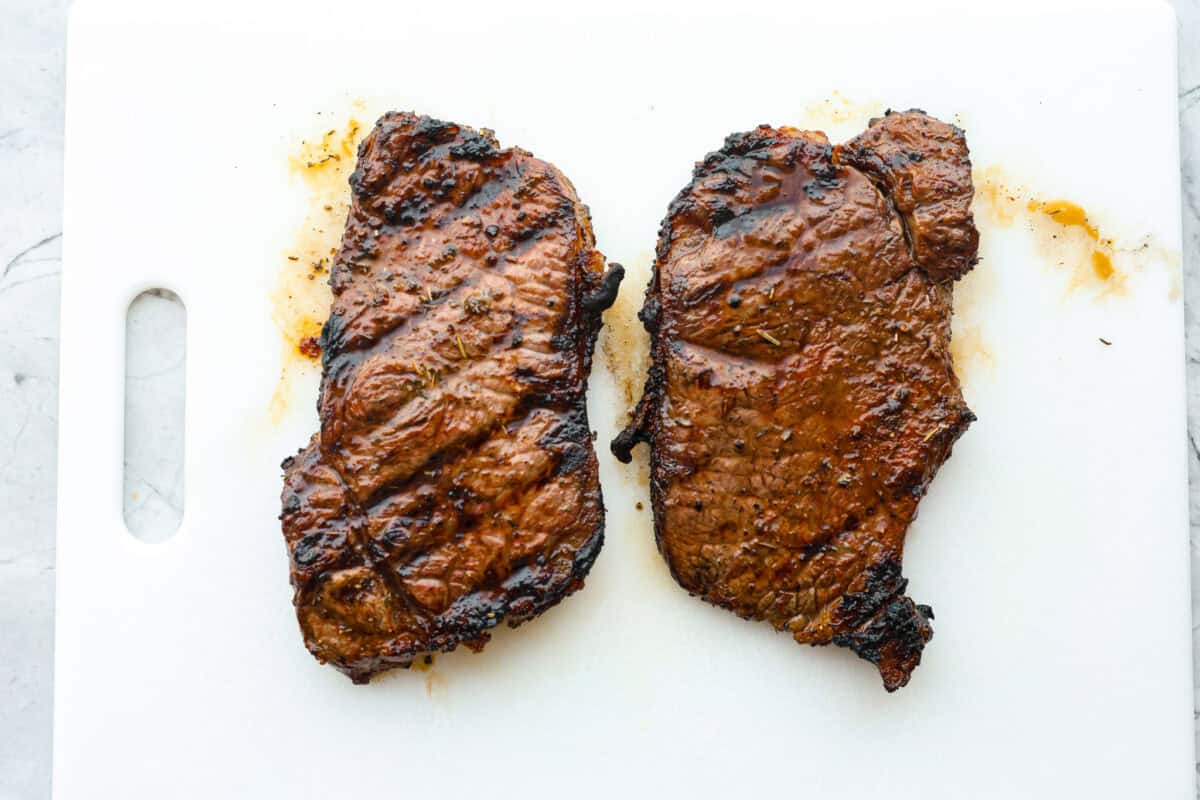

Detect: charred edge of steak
[537,403,594,479]
[611,358,662,464]
[830,560,933,692]
[430,510,604,641]
[582,262,625,313]
[611,260,667,463]
[610,354,662,464]
[610,373,658,464]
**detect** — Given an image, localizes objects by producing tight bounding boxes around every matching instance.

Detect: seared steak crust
[613,111,978,691]
[281,112,621,683]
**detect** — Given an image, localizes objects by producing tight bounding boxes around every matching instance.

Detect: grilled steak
[613,110,978,691]
[280,112,622,683]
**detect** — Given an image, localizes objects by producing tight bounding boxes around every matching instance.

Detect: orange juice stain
[423,662,448,697]
[1027,199,1117,282]
[796,91,884,141]
[1090,250,1114,280]
[270,114,368,423]
[972,165,1181,305]
[289,119,362,174]
[972,165,1025,226]
[1028,200,1096,236]
[601,251,654,413]
[297,331,323,360]
[949,323,995,386]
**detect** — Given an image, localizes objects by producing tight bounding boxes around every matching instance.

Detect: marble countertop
[2,1,1199,797]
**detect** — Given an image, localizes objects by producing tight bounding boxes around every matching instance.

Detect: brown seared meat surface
[281,112,622,683]
[613,111,978,691]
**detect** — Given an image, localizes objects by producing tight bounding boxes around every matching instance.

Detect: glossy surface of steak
[614,111,978,690]
[281,112,621,683]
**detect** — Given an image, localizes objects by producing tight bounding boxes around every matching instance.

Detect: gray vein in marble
[1,232,60,279]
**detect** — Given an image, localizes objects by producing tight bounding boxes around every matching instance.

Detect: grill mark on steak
[281,112,621,683]
[613,111,978,691]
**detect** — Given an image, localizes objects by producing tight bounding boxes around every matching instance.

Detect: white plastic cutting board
[57,1,1192,797]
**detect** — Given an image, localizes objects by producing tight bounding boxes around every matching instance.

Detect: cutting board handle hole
[123,289,186,543]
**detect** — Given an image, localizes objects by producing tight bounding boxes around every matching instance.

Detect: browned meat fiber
[280,112,623,683]
[613,110,979,691]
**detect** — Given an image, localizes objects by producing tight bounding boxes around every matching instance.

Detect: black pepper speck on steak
[613,110,979,691]
[280,112,623,683]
